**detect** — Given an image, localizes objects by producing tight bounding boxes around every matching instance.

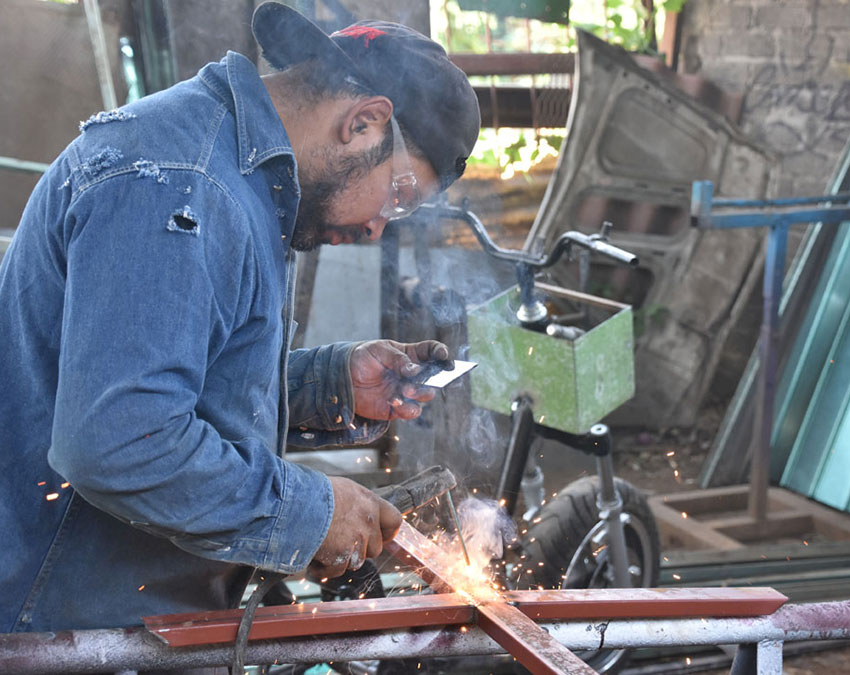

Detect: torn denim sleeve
[286,342,389,448]
[48,174,332,574]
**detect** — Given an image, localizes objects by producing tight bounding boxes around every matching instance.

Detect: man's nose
[364,217,388,241]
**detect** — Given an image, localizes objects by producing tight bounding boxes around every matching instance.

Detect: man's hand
[309,476,402,579]
[350,340,449,420]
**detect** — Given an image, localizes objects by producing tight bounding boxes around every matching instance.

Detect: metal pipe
[3,601,849,674]
[0,156,50,175]
[82,0,118,111]
[496,397,536,515]
[749,225,789,523]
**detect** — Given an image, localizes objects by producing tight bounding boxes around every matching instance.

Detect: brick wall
[679,0,850,197]
[678,0,850,403]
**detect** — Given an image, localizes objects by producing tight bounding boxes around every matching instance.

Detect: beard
[291,176,362,251]
[289,131,394,252]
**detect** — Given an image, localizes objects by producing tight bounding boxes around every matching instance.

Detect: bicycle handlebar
[409,204,639,269]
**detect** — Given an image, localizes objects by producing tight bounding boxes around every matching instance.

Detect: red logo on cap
[333,25,387,47]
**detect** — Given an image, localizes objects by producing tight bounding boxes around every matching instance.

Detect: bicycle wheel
[514,476,660,673]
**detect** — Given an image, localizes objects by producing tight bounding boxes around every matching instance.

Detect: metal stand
[691,181,850,525]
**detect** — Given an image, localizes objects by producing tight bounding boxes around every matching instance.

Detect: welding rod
[374,465,472,566]
[445,490,471,567]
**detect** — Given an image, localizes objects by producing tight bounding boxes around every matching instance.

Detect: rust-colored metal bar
[505,587,788,621]
[384,520,482,596]
[145,593,474,648]
[477,600,598,675]
[144,520,788,673]
[144,586,788,649]
[389,521,597,674]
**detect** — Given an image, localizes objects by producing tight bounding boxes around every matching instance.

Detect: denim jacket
[0,52,387,632]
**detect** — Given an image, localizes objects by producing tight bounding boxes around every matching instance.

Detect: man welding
[0,0,480,637]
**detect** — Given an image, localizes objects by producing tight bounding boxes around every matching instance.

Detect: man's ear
[340,96,393,144]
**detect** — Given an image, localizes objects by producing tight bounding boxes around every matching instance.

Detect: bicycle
[403,204,662,673]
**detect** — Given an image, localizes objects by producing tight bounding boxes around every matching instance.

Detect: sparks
[138,584,145,591]
[60,482,70,488]
[680,511,688,519]
[673,573,682,580]
[37,481,46,486]
[45,493,59,501]
[528,347,534,356]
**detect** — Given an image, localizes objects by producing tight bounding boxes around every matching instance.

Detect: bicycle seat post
[589,424,632,588]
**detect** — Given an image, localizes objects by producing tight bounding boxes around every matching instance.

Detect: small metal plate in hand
[421,360,477,388]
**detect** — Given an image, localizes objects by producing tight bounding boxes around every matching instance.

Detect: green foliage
[503,135,528,165]
[433,0,689,173]
[663,0,687,12]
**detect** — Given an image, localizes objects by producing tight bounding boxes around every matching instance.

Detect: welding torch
[231,465,471,674]
[375,464,471,566]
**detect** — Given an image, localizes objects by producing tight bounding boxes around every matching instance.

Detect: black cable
[230,571,287,675]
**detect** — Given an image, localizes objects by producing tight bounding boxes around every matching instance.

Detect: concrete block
[754,5,815,29]
[694,31,726,58]
[819,5,850,29]
[722,32,777,58]
[710,4,753,28]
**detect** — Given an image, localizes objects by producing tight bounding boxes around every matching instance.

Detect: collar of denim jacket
[222,51,297,176]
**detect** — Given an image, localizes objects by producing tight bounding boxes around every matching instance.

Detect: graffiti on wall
[744,29,850,163]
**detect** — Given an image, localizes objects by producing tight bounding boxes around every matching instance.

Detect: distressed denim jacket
[0,52,387,632]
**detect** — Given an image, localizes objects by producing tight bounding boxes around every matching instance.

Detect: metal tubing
[5,601,850,674]
[757,639,783,674]
[749,225,789,523]
[592,426,631,588]
[693,206,850,230]
[496,397,536,516]
[0,156,50,175]
[709,192,850,209]
[82,0,118,111]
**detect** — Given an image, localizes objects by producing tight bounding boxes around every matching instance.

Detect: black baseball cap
[252,1,480,190]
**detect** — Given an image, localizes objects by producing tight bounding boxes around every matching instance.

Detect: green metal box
[467,284,635,433]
